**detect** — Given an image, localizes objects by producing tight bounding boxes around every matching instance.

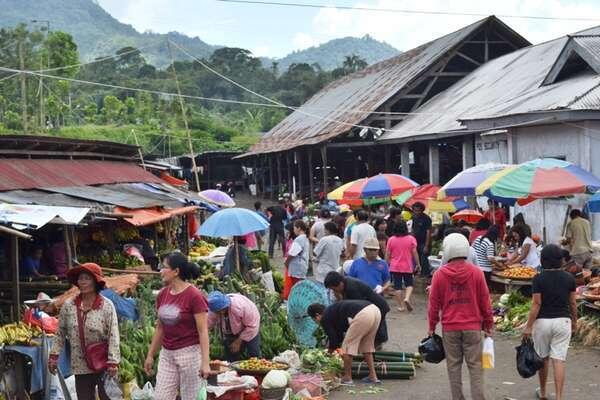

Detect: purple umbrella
[198,189,236,208]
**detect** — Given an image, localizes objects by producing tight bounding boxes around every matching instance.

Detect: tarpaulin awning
[0,203,89,229]
[114,206,198,226]
[160,172,188,186]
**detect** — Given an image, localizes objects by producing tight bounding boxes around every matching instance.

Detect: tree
[103,95,124,123]
[45,31,80,78]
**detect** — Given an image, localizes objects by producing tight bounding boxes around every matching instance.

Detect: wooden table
[491,275,532,292]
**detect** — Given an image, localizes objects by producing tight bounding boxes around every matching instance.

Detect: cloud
[292,32,318,50]
[309,0,600,50]
[252,45,271,57]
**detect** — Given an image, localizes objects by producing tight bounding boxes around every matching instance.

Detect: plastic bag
[131,382,154,400]
[103,374,124,400]
[261,271,276,292]
[197,380,207,400]
[49,374,65,400]
[516,337,544,378]
[418,334,445,363]
[23,308,59,334]
[482,337,494,369]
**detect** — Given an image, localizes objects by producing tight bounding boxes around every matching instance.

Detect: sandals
[535,387,548,400]
[340,379,354,386]
[361,377,382,384]
[404,299,413,312]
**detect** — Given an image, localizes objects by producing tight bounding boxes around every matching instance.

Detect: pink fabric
[155,344,202,400]
[208,294,260,342]
[386,235,417,273]
[243,232,258,250]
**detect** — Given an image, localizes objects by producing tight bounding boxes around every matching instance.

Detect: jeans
[268,226,285,257]
[224,334,262,362]
[417,245,431,277]
[442,330,486,400]
[75,373,109,400]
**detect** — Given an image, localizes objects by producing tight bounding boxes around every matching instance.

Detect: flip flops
[535,387,548,400]
[404,299,413,312]
[361,377,382,384]
[340,379,354,386]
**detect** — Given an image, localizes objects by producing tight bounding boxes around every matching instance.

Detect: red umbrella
[451,209,484,225]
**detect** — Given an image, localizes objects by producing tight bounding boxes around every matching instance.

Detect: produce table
[490,275,532,292]
[3,336,71,395]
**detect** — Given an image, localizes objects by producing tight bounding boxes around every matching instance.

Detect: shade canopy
[337,173,419,203]
[438,163,511,199]
[476,158,600,205]
[451,209,484,224]
[198,207,269,237]
[198,189,236,208]
[395,184,468,213]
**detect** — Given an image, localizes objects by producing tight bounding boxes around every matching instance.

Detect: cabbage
[261,370,291,389]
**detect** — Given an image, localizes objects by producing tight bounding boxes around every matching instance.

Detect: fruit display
[0,322,43,346]
[237,358,288,372]
[114,227,140,242]
[91,231,108,246]
[189,240,216,258]
[498,265,537,280]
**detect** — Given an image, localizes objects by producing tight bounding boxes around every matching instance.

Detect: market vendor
[507,224,540,270]
[20,246,46,280]
[324,271,389,346]
[207,291,261,362]
[220,237,252,278]
[308,300,381,385]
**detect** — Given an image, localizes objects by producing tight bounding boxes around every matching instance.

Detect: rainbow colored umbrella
[451,209,484,224]
[342,174,419,203]
[438,163,511,199]
[327,181,363,206]
[395,184,468,213]
[476,158,600,205]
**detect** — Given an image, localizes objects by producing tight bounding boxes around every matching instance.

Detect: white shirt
[521,237,540,268]
[310,218,330,241]
[350,222,377,260]
[313,235,344,282]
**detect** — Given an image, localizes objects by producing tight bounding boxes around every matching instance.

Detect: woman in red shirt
[145,252,211,400]
[385,220,421,312]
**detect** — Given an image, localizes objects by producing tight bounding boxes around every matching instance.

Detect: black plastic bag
[418,334,445,363]
[516,337,544,378]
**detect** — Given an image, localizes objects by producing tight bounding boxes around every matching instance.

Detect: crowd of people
[42,192,596,400]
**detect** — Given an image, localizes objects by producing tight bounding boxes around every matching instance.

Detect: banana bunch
[189,241,216,258]
[0,322,43,346]
[114,227,140,242]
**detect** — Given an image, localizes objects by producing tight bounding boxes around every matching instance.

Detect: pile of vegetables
[300,349,343,375]
[493,291,531,334]
[574,315,600,347]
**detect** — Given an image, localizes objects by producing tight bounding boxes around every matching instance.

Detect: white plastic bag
[261,271,276,292]
[482,337,495,369]
[49,374,65,400]
[103,374,124,400]
[131,382,154,400]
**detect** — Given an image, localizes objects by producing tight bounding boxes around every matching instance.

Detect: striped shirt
[473,236,495,272]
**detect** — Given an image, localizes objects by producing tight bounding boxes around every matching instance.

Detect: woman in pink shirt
[385,220,421,312]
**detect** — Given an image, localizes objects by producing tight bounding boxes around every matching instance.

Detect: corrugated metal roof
[0,159,162,191]
[244,16,528,156]
[379,33,600,142]
[573,35,600,62]
[42,184,181,209]
[0,189,108,211]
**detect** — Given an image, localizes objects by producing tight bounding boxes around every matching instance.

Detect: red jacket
[428,260,493,333]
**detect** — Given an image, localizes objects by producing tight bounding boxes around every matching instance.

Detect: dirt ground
[234,193,600,400]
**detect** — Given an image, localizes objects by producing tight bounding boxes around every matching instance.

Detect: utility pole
[167,39,201,191]
[32,20,50,131]
[18,40,27,134]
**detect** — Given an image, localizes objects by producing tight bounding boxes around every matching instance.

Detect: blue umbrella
[287,280,330,347]
[198,207,269,237]
[585,191,600,213]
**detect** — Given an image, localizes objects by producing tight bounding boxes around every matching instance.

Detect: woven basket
[260,387,287,400]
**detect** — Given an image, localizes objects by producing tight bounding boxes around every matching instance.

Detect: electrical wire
[216,0,600,22]
[0,72,19,82]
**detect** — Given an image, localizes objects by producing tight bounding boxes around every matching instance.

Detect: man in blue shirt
[347,237,391,294]
[20,246,45,280]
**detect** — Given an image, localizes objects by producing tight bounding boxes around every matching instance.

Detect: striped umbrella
[395,184,468,213]
[476,158,600,205]
[342,173,419,203]
[438,163,511,199]
[451,209,484,224]
[327,181,363,206]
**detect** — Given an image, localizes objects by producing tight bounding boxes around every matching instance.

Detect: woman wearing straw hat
[48,263,120,400]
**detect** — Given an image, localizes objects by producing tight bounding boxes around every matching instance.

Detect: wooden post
[320,145,329,195]
[64,228,73,270]
[268,155,274,199]
[10,236,19,321]
[428,143,440,185]
[206,154,211,189]
[308,149,315,202]
[384,146,392,173]
[286,152,293,197]
[133,129,146,170]
[276,154,282,196]
[296,150,304,200]
[253,157,259,196]
[401,144,411,178]
[261,156,267,199]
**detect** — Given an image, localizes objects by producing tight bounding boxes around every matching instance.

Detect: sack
[482,337,495,369]
[418,334,445,363]
[516,337,544,378]
[103,374,124,400]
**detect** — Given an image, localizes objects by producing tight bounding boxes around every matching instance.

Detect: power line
[216,0,600,22]
[0,72,19,83]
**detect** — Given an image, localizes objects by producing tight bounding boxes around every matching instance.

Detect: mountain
[271,35,400,71]
[0,0,399,70]
[0,0,218,67]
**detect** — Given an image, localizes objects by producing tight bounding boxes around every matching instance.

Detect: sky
[97,0,600,58]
